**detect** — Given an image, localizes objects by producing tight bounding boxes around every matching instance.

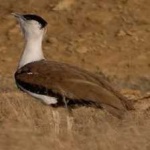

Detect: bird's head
[12,13,47,40]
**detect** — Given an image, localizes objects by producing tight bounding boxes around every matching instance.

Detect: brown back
[15,60,134,118]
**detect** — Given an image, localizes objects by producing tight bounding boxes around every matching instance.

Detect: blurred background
[0,0,150,92]
[0,1,150,150]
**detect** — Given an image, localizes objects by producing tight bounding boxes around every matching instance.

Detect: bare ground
[0,0,150,150]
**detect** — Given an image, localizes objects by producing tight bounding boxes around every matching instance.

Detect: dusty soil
[0,0,150,150]
[1,0,150,91]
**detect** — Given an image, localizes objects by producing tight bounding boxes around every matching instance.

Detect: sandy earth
[0,0,150,91]
[0,0,150,150]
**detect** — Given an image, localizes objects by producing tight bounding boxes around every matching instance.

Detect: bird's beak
[11,13,25,20]
[11,13,21,18]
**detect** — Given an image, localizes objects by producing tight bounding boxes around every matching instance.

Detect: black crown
[23,14,47,28]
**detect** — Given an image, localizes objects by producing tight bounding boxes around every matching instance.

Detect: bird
[12,13,134,118]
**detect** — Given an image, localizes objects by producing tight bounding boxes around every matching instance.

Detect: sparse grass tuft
[0,78,150,150]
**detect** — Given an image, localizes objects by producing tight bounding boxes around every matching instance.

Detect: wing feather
[15,60,133,115]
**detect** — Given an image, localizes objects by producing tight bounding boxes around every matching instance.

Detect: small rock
[0,46,7,53]
[137,54,147,60]
[9,25,19,34]
[47,37,58,44]
[5,57,13,62]
[116,30,126,37]
[53,0,75,11]
[76,46,88,54]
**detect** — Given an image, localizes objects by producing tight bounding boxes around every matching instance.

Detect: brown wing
[15,60,133,117]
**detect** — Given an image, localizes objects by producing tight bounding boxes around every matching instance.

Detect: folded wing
[15,60,134,118]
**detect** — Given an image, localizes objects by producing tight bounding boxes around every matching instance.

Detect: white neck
[18,36,45,69]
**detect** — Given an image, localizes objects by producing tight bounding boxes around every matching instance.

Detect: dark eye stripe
[23,14,47,28]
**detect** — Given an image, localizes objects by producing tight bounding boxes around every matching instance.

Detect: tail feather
[102,104,126,119]
[120,97,135,110]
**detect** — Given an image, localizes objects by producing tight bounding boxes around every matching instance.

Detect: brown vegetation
[0,0,150,149]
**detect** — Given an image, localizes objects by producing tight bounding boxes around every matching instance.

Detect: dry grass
[0,0,150,149]
[0,78,150,150]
